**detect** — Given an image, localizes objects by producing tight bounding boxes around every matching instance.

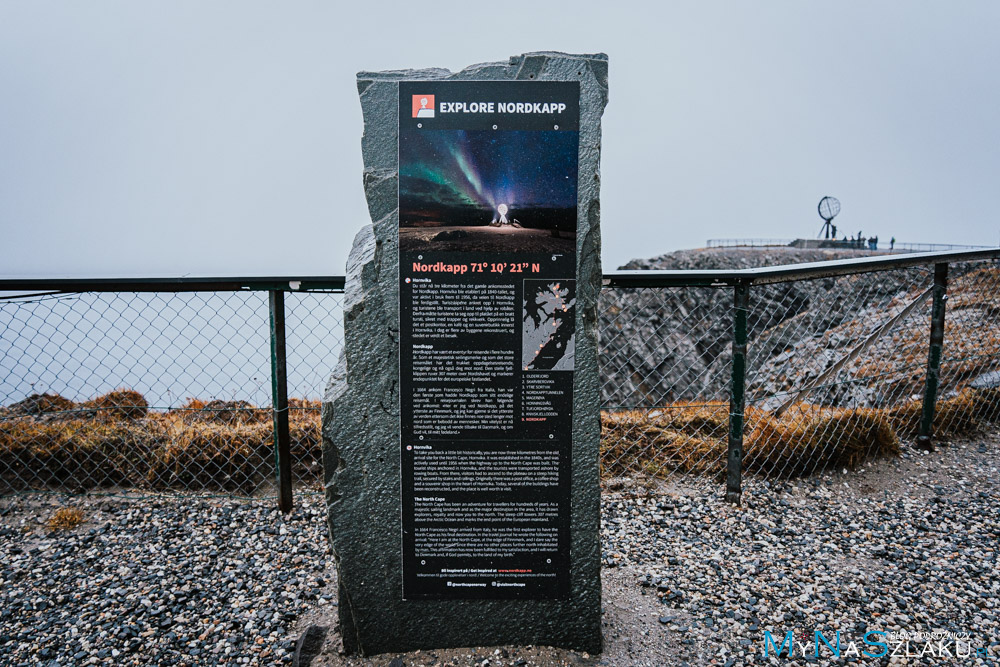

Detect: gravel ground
[1,431,998,666]
[601,431,1000,666]
[0,494,334,666]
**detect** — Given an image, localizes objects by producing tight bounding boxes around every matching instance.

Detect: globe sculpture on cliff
[818,195,841,239]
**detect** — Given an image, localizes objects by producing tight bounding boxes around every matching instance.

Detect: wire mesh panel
[284,291,344,486]
[935,261,1000,433]
[0,290,300,495]
[741,267,933,479]
[597,255,1000,488]
[598,285,733,481]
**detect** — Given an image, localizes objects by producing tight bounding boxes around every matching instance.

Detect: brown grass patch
[3,386,998,491]
[601,387,1000,480]
[48,507,85,530]
[150,408,320,490]
[600,403,728,478]
[0,398,322,493]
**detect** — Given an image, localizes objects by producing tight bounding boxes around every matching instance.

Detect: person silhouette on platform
[890,236,896,250]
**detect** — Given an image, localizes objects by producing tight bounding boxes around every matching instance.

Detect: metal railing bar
[602,248,1000,288]
[2,248,996,292]
[0,277,346,292]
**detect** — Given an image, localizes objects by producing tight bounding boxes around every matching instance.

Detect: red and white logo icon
[412,95,435,118]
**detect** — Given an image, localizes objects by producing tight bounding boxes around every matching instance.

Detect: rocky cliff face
[598,248,995,410]
[618,247,876,272]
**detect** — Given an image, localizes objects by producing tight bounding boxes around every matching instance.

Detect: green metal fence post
[269,290,293,513]
[726,281,750,505]
[916,263,949,452]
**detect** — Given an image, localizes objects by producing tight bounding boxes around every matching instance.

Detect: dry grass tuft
[150,408,320,490]
[180,398,206,411]
[744,406,900,478]
[0,393,77,418]
[888,387,1000,437]
[83,389,149,420]
[48,507,85,530]
[176,400,269,426]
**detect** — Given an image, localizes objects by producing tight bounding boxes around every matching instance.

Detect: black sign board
[398,80,580,599]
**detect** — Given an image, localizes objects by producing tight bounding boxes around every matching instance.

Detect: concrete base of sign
[322,52,608,656]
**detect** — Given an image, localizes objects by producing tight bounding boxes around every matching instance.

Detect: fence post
[269,290,293,513]
[726,280,749,505]
[916,263,949,451]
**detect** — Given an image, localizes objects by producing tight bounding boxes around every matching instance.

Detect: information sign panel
[398,80,580,599]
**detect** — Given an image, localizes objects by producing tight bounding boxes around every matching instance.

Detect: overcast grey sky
[1,1,998,278]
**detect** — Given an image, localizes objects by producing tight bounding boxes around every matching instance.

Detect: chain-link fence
[2,250,999,505]
[0,283,343,500]
[599,249,1000,501]
[740,266,934,480]
[599,284,733,482]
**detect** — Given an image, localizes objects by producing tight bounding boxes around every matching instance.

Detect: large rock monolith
[323,51,608,655]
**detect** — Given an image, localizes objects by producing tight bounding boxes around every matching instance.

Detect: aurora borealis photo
[399,129,578,230]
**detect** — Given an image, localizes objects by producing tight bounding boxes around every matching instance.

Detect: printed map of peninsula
[522,279,576,371]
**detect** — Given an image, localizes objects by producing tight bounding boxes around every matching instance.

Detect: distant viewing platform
[706,238,993,253]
